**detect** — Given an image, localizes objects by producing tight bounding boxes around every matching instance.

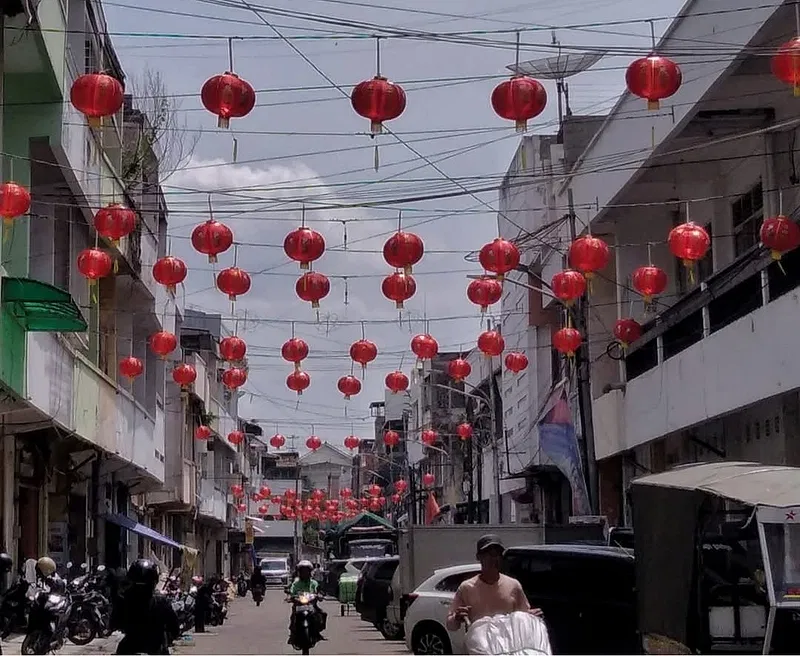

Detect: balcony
[25,332,165,483]
[592,246,800,459]
[198,479,228,523]
[148,460,196,508]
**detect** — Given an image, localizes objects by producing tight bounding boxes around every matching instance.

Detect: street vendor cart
[631,461,800,654]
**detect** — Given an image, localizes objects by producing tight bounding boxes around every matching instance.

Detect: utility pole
[567,186,600,515]
[464,398,475,524]
[489,359,503,524]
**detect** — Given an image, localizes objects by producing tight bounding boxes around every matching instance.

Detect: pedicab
[631,461,800,654]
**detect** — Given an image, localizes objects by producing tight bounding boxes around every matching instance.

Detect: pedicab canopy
[630,461,800,652]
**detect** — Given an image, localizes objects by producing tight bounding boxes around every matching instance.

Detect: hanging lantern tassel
[89,279,98,305]
[113,257,119,274]
[374,142,380,172]
[685,260,695,286]
[294,361,301,373]
[3,219,10,244]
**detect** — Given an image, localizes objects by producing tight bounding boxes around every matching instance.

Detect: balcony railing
[623,243,800,382]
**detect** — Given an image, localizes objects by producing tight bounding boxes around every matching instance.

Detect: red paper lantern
[337,375,362,400]
[216,267,251,301]
[569,236,610,280]
[772,38,800,95]
[231,484,244,497]
[237,503,247,513]
[77,248,112,281]
[228,430,245,446]
[761,215,800,260]
[668,222,710,270]
[385,371,409,394]
[340,487,353,499]
[383,231,424,274]
[119,356,143,380]
[172,363,197,387]
[552,327,582,357]
[350,339,378,369]
[422,473,435,487]
[0,182,31,223]
[152,256,187,293]
[477,330,504,357]
[421,429,438,446]
[285,489,297,499]
[504,351,529,374]
[626,56,682,110]
[632,265,668,303]
[271,495,281,504]
[551,270,587,306]
[201,72,256,128]
[306,435,322,451]
[456,423,473,441]
[260,485,271,498]
[94,204,136,242]
[296,271,330,309]
[220,335,247,362]
[70,73,124,127]
[383,430,400,448]
[351,76,406,133]
[447,358,472,382]
[613,318,642,347]
[368,483,382,497]
[411,334,439,361]
[467,276,503,312]
[391,493,401,504]
[287,370,310,395]
[284,227,325,270]
[195,425,212,440]
[281,338,309,369]
[269,433,286,448]
[382,272,416,309]
[491,76,547,132]
[344,435,360,450]
[191,219,233,263]
[479,238,520,280]
[222,367,247,389]
[258,504,269,515]
[395,479,408,494]
[149,331,177,359]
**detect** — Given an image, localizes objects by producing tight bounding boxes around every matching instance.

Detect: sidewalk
[3,632,122,654]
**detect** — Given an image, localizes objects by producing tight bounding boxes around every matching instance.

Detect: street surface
[174,589,408,655]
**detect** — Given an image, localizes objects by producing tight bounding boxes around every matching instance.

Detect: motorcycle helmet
[36,556,56,577]
[128,558,159,588]
[297,559,313,571]
[0,552,12,573]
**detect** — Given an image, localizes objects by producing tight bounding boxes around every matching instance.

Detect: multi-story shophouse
[144,309,242,577]
[0,0,177,569]
[507,0,800,526]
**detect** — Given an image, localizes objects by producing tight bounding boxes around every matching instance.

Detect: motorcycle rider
[250,566,266,597]
[35,557,64,592]
[116,559,179,655]
[287,560,325,644]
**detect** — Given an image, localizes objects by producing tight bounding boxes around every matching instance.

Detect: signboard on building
[276,452,299,468]
[245,519,254,545]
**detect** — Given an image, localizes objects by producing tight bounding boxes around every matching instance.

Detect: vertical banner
[537,382,591,516]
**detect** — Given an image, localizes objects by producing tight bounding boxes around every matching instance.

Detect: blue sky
[103,0,685,449]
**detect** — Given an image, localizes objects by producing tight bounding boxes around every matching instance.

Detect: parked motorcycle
[0,578,30,639]
[288,593,325,655]
[66,565,112,646]
[21,586,72,655]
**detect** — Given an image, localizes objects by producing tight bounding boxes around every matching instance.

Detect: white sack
[464,610,552,655]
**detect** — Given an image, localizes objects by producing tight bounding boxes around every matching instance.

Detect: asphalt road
[173,589,409,655]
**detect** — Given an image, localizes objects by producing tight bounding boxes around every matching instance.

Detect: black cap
[476,534,505,555]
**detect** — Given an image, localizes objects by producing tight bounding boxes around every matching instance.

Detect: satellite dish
[508,51,607,81]
[506,33,608,125]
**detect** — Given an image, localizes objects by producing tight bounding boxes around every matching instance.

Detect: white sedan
[404,563,480,655]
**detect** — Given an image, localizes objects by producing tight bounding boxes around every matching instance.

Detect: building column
[1,428,16,559]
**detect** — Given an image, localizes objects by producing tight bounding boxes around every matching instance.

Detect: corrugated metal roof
[631,461,800,508]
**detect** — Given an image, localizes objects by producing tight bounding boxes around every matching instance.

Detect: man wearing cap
[447,534,541,631]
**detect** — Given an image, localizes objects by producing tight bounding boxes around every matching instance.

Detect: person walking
[447,534,542,631]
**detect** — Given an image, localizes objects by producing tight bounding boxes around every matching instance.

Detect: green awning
[332,511,395,535]
[1,277,87,332]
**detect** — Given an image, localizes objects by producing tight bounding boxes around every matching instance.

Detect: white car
[404,563,480,655]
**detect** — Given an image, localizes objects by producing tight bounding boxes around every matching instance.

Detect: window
[434,570,477,592]
[731,182,763,257]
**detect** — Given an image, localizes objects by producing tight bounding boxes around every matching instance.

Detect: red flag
[425,492,440,525]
